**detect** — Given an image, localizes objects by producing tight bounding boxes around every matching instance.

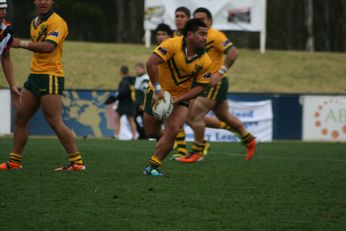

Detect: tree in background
[6,0,346,51]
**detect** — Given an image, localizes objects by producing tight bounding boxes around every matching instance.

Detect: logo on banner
[314,99,346,139]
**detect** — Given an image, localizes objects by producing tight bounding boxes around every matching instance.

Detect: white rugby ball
[152,91,174,120]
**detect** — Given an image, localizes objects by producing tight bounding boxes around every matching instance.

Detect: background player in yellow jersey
[143,18,212,176]
[174,6,190,37]
[177,7,257,163]
[0,0,21,105]
[0,0,85,171]
[142,23,173,139]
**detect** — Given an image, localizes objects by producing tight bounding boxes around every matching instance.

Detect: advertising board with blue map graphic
[24,90,274,141]
[27,90,118,138]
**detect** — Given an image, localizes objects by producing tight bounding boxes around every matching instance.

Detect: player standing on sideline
[177,7,257,163]
[0,0,22,105]
[0,0,85,171]
[143,19,212,176]
[113,65,137,140]
[134,63,149,139]
[143,23,173,139]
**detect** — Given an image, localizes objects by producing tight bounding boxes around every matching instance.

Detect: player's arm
[1,49,22,105]
[146,54,165,106]
[11,38,56,53]
[173,85,204,105]
[210,46,238,86]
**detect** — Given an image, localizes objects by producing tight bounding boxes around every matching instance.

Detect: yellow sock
[9,153,22,164]
[219,121,238,133]
[175,128,187,155]
[68,152,84,165]
[241,132,255,145]
[149,155,161,168]
[192,141,204,155]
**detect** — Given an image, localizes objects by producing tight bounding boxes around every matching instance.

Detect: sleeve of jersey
[194,57,212,85]
[45,20,68,46]
[215,31,234,54]
[153,39,174,62]
[4,26,14,52]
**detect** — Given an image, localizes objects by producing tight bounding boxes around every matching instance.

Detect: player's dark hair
[175,6,191,18]
[135,63,145,69]
[120,65,129,75]
[154,23,173,36]
[193,7,212,20]
[183,18,207,37]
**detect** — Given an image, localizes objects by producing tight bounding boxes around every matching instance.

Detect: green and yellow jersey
[205,28,234,75]
[30,10,68,77]
[151,36,212,97]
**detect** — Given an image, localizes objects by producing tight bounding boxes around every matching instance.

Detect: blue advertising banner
[25,90,303,140]
[28,90,116,138]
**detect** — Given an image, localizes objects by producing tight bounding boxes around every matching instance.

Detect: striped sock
[241,132,255,145]
[219,121,237,133]
[176,128,187,156]
[9,153,22,165]
[149,155,161,169]
[192,141,205,155]
[68,152,84,165]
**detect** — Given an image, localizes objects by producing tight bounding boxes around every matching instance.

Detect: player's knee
[15,112,29,127]
[144,127,159,139]
[216,113,229,122]
[165,124,180,137]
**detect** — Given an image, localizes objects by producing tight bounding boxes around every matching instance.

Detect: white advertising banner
[145,0,266,31]
[0,89,11,135]
[184,100,273,142]
[144,0,267,52]
[117,99,273,141]
[302,96,346,141]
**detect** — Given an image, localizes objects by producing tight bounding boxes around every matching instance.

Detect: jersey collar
[40,8,55,21]
[182,37,206,63]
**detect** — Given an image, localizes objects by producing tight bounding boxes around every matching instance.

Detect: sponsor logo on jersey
[158,46,167,55]
[49,31,59,37]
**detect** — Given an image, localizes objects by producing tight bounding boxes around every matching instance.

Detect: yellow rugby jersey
[173,31,182,38]
[205,28,234,74]
[30,10,68,77]
[152,36,212,97]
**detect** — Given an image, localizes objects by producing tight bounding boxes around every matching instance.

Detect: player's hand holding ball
[152,83,173,120]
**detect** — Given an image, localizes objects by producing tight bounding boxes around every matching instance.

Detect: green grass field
[0,41,345,93]
[0,138,345,230]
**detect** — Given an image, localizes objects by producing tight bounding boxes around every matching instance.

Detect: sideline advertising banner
[26,90,273,142]
[184,100,273,142]
[302,96,346,141]
[0,89,11,135]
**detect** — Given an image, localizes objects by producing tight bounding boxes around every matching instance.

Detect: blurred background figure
[134,63,149,139]
[113,65,137,140]
[174,6,190,37]
[154,23,173,44]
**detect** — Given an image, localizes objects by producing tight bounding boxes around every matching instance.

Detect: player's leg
[113,111,121,138]
[176,96,215,163]
[144,105,188,176]
[171,99,193,159]
[143,88,162,140]
[213,101,256,160]
[0,89,40,170]
[126,115,138,140]
[40,94,85,170]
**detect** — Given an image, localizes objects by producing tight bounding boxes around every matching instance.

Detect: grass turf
[1,41,345,93]
[0,138,345,230]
